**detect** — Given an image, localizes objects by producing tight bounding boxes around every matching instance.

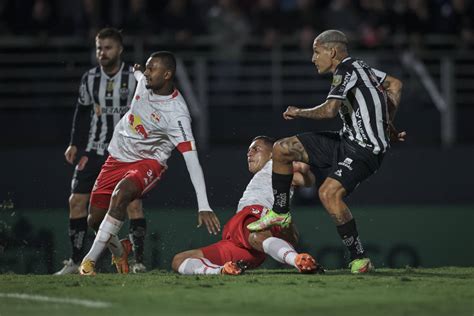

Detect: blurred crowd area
[0,0,473,50]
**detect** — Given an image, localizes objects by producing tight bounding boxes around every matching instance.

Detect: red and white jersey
[108,71,195,166]
[236,160,273,212]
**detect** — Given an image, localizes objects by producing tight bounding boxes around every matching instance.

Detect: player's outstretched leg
[248,137,308,231]
[261,236,319,273]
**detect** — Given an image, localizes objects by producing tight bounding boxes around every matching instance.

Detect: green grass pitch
[0,267,473,316]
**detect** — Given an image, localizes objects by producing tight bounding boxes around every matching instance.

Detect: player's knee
[272,140,291,163]
[87,213,100,231]
[69,194,87,215]
[171,253,186,272]
[110,188,134,211]
[318,184,337,205]
[248,231,271,252]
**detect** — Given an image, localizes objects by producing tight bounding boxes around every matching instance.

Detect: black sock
[272,172,293,214]
[129,218,147,263]
[336,218,365,261]
[69,217,88,264]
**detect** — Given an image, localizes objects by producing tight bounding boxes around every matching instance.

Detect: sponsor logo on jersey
[95,106,129,115]
[106,80,114,95]
[334,169,343,177]
[128,113,148,139]
[177,120,187,141]
[119,86,129,100]
[79,82,88,104]
[151,112,160,123]
[332,75,342,86]
[338,157,353,170]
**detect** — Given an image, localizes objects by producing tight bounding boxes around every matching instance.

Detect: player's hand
[64,145,78,164]
[197,211,221,235]
[283,106,300,120]
[133,64,143,73]
[388,122,407,142]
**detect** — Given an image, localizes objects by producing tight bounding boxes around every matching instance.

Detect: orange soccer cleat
[111,239,132,274]
[221,261,244,275]
[295,253,317,274]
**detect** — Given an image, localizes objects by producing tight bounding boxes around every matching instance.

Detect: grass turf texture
[0,267,473,316]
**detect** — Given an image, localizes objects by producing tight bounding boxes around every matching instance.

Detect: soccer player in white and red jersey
[171,136,322,275]
[79,51,220,275]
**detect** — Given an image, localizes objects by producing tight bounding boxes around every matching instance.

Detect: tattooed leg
[273,136,309,175]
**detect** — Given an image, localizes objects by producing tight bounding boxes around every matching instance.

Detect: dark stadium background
[0,0,473,273]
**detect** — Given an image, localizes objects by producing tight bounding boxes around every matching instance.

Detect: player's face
[247,139,272,174]
[95,38,122,68]
[311,40,332,74]
[144,57,171,91]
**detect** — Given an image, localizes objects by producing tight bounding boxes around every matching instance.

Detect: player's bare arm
[64,145,77,164]
[198,211,221,235]
[383,75,406,142]
[284,99,341,121]
[383,75,403,119]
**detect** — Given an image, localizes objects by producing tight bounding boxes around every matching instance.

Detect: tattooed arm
[283,99,341,120]
[383,75,403,121]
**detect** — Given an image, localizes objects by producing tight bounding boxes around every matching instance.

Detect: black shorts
[296,131,384,194]
[71,152,107,194]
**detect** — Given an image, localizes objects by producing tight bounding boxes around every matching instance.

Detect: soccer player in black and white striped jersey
[55,28,147,275]
[248,30,406,273]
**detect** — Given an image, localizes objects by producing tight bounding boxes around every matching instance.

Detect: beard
[99,57,118,68]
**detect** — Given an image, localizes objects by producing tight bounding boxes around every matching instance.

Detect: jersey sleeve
[167,115,196,152]
[327,64,358,100]
[77,72,93,106]
[371,68,387,83]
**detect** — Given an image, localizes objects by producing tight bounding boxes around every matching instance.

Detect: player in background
[55,28,148,275]
[79,51,220,275]
[172,136,322,275]
[248,30,406,273]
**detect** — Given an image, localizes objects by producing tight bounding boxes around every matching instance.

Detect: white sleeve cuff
[182,150,212,212]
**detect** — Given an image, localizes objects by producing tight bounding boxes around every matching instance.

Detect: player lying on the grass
[172,136,322,275]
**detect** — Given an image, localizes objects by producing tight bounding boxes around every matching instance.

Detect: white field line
[0,293,111,308]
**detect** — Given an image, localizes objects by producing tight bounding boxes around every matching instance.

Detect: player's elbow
[326,106,339,118]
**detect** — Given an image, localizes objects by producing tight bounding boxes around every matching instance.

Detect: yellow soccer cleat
[79,259,96,276]
[247,209,292,232]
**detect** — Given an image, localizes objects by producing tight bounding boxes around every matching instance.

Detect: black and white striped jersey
[70,63,137,156]
[327,57,389,154]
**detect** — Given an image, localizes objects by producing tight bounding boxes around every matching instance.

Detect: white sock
[262,237,298,268]
[178,258,223,275]
[83,214,124,262]
[107,235,123,258]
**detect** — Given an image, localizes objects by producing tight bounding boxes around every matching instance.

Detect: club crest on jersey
[119,86,129,100]
[332,75,342,86]
[151,112,160,123]
[128,113,148,138]
[106,80,114,93]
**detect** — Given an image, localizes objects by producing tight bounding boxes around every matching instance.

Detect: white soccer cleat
[131,262,147,273]
[53,258,79,275]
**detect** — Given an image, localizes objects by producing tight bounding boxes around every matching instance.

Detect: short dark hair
[96,27,123,46]
[150,51,176,77]
[252,135,275,148]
